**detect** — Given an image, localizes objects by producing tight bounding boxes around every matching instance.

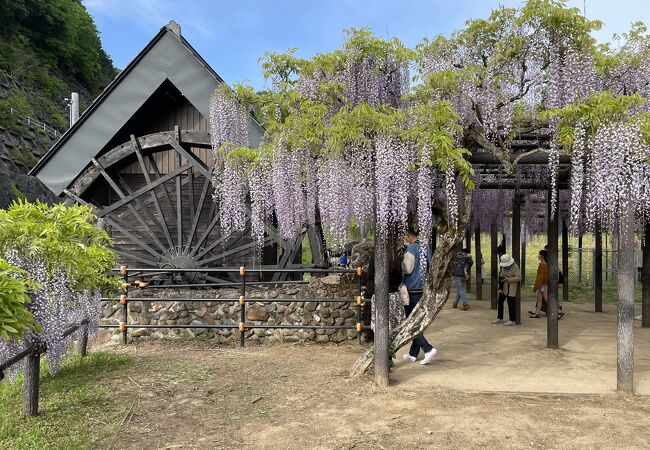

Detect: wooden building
[30,21,307,284]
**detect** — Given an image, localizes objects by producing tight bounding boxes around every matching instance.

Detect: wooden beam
[185,176,211,255]
[132,135,174,249]
[92,158,167,253]
[168,140,211,178]
[97,164,190,217]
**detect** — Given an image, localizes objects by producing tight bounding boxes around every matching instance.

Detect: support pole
[616,200,635,394]
[641,222,650,328]
[22,351,40,416]
[240,266,246,348]
[547,188,559,349]
[521,238,527,286]
[490,223,498,310]
[512,190,521,325]
[465,228,472,294]
[475,226,482,300]
[595,223,603,312]
[562,219,569,302]
[77,323,88,357]
[374,235,390,386]
[578,233,583,284]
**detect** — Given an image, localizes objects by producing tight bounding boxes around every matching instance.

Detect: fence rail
[0,318,90,416]
[99,265,370,347]
[7,107,63,139]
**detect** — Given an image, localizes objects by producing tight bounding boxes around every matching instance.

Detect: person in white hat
[492,254,521,326]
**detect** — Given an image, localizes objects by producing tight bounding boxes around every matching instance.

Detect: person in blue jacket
[401,228,438,365]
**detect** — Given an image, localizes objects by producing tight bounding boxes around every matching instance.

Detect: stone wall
[100,273,370,344]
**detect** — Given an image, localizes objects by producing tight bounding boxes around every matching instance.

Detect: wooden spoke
[115,173,168,253]
[68,130,295,286]
[132,135,174,249]
[188,167,195,229]
[92,158,168,253]
[175,146,183,249]
[184,175,211,255]
[112,248,161,266]
[189,213,219,258]
[198,235,274,266]
[98,163,189,217]
[147,154,178,219]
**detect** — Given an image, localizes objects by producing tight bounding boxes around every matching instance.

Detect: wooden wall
[120,100,213,175]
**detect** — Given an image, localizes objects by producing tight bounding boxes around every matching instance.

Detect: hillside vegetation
[0,0,117,206]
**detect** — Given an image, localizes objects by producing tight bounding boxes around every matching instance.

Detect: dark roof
[31,21,264,195]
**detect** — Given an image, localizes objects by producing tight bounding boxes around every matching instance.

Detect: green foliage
[0,200,118,292]
[0,258,38,341]
[9,183,26,203]
[0,90,33,133]
[0,0,117,94]
[10,147,38,168]
[542,92,647,150]
[231,28,474,187]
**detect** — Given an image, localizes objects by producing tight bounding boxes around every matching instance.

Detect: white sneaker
[420,348,438,365]
[491,319,505,325]
[402,353,417,362]
[503,320,516,326]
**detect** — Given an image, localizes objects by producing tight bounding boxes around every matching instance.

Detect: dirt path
[99,340,649,450]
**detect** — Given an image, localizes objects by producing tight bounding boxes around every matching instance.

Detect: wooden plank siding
[121,100,212,175]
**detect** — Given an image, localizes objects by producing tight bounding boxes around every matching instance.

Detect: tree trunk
[351,189,472,376]
[372,234,390,386]
[642,222,650,328]
[307,222,326,267]
[617,201,635,394]
[22,351,40,416]
[547,186,559,349]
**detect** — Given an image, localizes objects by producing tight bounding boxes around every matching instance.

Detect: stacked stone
[100,273,366,344]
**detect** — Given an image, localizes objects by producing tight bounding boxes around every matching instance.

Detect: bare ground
[96,339,649,450]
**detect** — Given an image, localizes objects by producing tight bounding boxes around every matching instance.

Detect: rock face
[0,80,69,208]
[100,275,370,344]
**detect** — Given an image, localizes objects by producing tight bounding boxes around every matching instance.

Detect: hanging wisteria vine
[0,201,116,381]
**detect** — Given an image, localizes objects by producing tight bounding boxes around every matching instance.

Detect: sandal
[529,313,541,318]
[527,310,536,315]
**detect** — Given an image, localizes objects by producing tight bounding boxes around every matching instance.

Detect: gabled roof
[31,21,263,195]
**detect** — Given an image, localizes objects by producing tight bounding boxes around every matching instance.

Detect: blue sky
[84,0,650,90]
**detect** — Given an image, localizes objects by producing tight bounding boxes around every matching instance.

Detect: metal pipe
[112,267,357,274]
[100,297,361,303]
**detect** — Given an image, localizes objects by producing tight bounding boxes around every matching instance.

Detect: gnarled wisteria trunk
[617,198,635,394]
[351,189,472,377]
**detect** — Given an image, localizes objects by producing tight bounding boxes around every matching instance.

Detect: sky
[84,0,650,90]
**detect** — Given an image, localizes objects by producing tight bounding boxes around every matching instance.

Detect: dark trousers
[498,292,515,321]
[403,292,433,357]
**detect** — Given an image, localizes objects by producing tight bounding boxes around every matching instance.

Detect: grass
[0,351,132,450]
